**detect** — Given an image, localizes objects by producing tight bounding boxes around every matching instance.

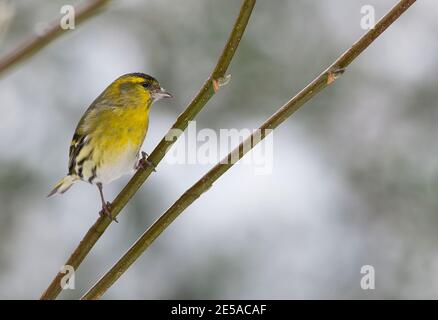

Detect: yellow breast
[92,105,149,157]
[71,103,150,184]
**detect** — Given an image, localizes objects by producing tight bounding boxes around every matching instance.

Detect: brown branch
[40,0,257,300]
[0,0,110,76]
[81,0,417,299]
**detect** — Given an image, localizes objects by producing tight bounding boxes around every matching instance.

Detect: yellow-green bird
[48,73,172,220]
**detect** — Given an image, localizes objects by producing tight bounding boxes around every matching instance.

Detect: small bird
[48,73,172,221]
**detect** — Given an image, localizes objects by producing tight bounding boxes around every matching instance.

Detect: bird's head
[106,73,172,105]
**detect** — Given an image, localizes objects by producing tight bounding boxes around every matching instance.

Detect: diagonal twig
[0,0,110,76]
[40,0,257,300]
[81,0,417,300]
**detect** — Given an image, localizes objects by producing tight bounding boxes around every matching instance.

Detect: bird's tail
[47,175,78,197]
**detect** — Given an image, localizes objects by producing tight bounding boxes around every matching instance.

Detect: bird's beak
[152,87,173,100]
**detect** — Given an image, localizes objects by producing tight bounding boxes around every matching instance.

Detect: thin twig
[0,0,110,76]
[81,0,417,300]
[40,0,256,300]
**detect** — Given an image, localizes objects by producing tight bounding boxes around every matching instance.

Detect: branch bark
[81,0,417,300]
[40,0,257,300]
[0,0,110,76]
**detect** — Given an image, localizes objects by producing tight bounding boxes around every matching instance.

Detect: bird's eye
[141,82,151,89]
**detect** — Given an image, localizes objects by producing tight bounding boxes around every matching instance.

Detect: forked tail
[47,175,78,197]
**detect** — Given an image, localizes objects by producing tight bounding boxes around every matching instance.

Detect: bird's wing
[67,103,102,176]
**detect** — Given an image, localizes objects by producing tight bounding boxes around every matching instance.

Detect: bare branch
[0,0,110,76]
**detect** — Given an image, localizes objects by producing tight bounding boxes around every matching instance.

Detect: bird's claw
[99,201,118,223]
[136,151,156,172]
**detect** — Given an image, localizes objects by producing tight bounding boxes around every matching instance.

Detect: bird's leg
[136,151,156,172]
[96,182,118,223]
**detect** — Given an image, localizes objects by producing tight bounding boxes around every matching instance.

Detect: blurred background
[0,0,437,299]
